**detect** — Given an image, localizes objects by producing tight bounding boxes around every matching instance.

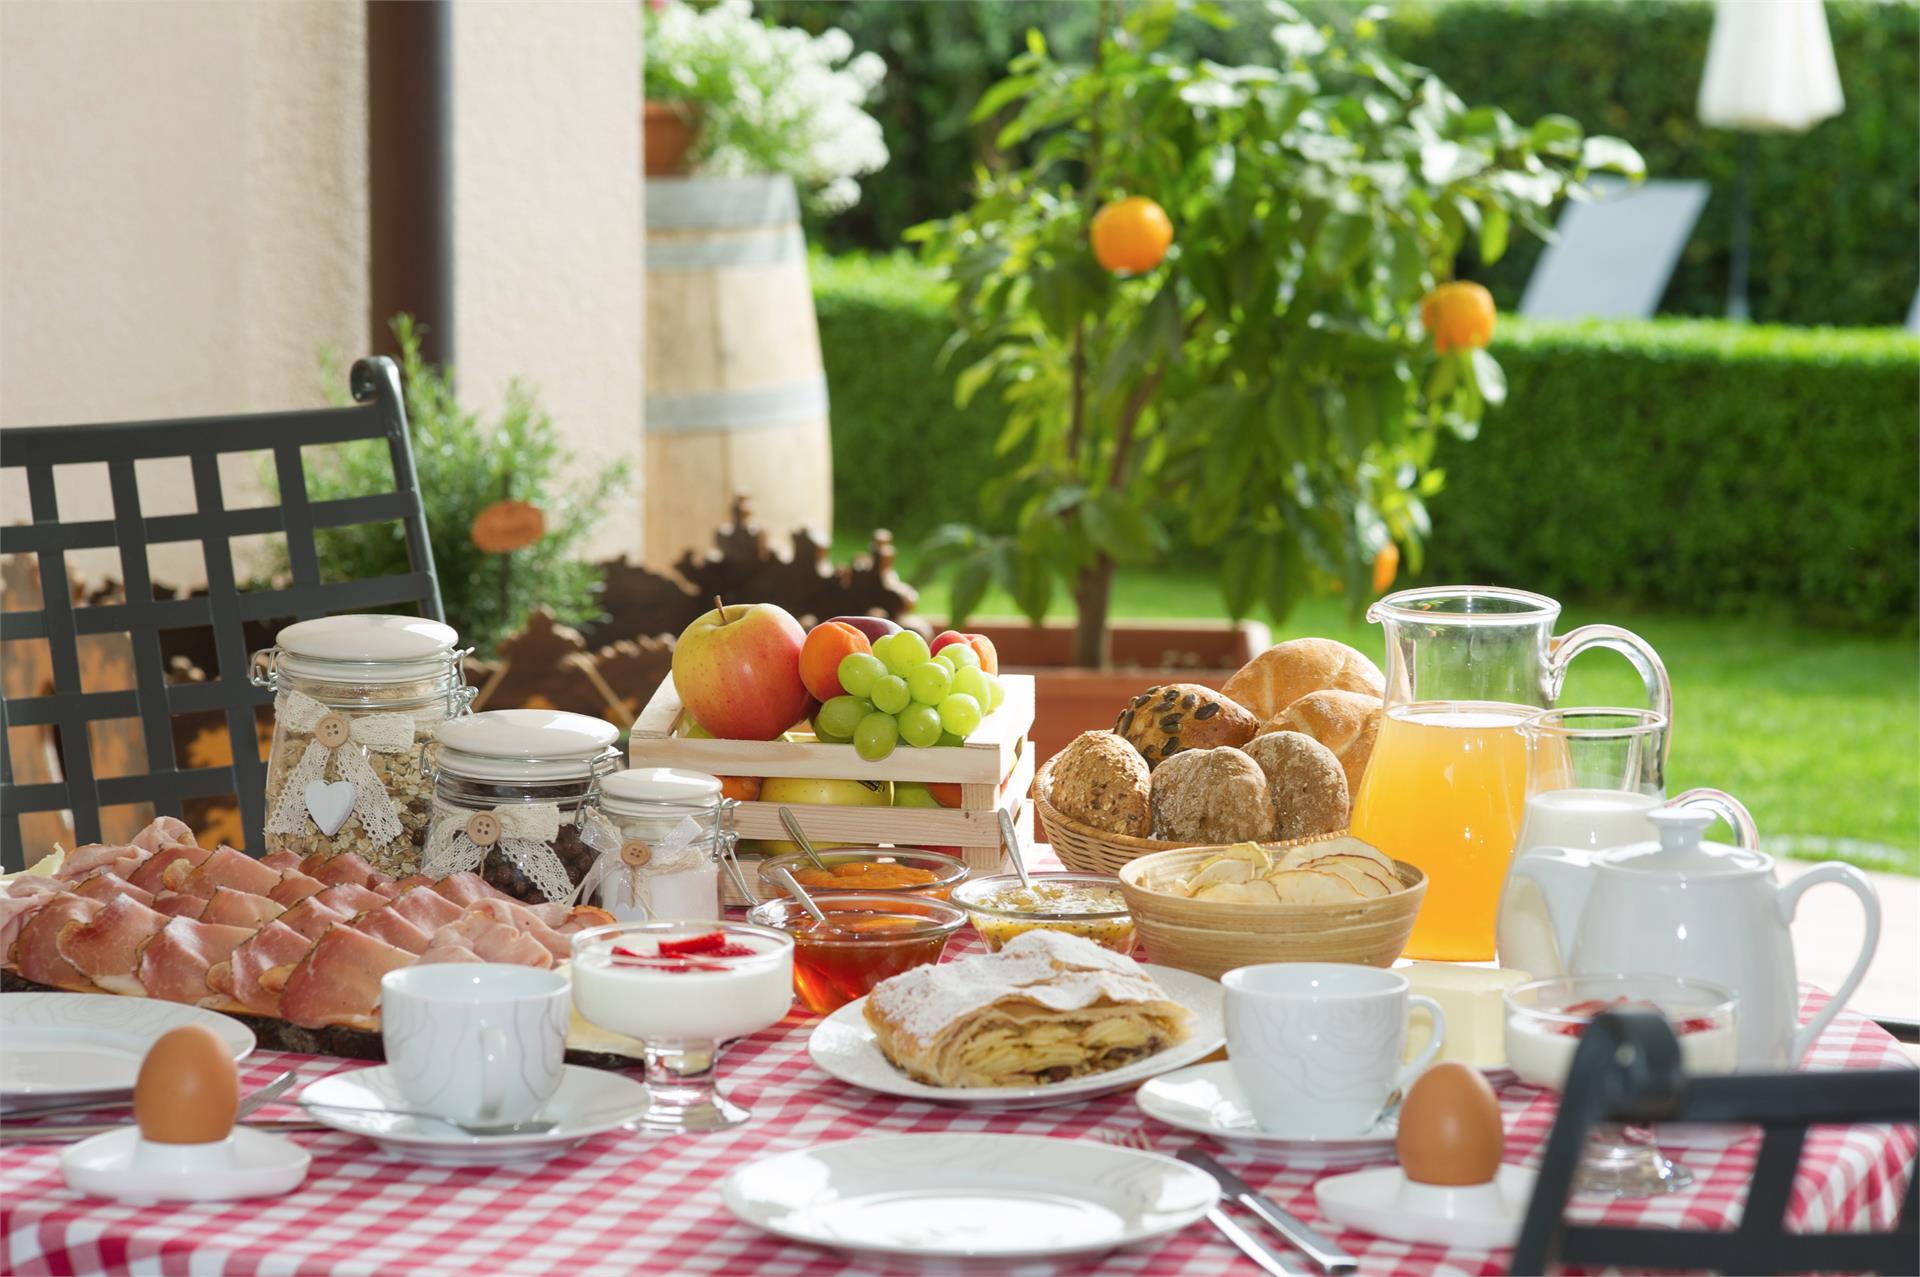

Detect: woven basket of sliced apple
[1116,837,1426,979]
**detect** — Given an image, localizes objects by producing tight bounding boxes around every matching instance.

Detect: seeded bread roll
[1241,731,1351,841]
[1114,683,1258,769]
[1262,689,1382,798]
[1048,731,1153,838]
[1220,638,1385,723]
[1150,747,1271,843]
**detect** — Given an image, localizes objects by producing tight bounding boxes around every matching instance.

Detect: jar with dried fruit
[419,709,623,903]
[582,767,745,923]
[252,615,473,877]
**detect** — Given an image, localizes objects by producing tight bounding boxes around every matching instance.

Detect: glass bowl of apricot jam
[745,893,966,1015]
[756,847,969,900]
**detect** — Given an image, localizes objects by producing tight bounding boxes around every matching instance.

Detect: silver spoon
[298,1100,568,1138]
[999,807,1032,888]
[771,866,831,925]
[778,807,832,871]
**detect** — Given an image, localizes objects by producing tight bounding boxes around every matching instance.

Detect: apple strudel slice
[863,930,1193,1088]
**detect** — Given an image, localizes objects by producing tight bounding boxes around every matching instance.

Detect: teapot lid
[1604,806,1767,877]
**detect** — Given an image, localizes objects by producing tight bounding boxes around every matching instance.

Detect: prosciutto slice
[460,898,574,961]
[179,846,283,899]
[422,911,554,968]
[275,896,355,941]
[303,852,390,892]
[15,895,104,989]
[200,886,284,929]
[278,924,414,1029]
[0,880,63,962]
[313,883,390,918]
[130,817,196,854]
[137,917,253,1004]
[268,872,326,906]
[222,920,315,1015]
[127,843,211,895]
[384,885,464,935]
[55,843,144,882]
[152,892,209,919]
[70,872,155,907]
[55,893,171,994]
[260,850,304,872]
[431,872,505,908]
[354,907,434,955]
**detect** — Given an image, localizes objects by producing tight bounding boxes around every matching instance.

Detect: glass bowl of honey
[756,847,969,900]
[745,892,966,1015]
[951,872,1136,954]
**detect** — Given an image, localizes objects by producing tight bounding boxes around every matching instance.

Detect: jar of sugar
[584,768,738,922]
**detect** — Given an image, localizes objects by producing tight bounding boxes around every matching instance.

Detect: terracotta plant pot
[643,100,698,177]
[968,620,1270,764]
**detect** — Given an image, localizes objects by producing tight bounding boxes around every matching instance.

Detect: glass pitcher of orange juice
[1349,587,1672,961]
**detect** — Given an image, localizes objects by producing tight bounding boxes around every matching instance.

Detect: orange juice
[1350,702,1530,961]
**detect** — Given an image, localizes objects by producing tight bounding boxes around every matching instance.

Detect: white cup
[380,964,569,1124]
[1222,962,1446,1138]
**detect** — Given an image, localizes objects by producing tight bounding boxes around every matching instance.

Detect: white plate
[299,1064,652,1165]
[1135,1061,1400,1166]
[807,964,1223,1108]
[63,1126,309,1203]
[1314,1163,1536,1250]
[0,993,255,1114]
[723,1133,1219,1269]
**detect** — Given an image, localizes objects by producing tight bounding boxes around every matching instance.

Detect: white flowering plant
[644,0,888,213]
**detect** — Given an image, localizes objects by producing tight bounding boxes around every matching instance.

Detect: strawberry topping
[1552,997,1717,1036]
[658,931,728,957]
[607,935,759,972]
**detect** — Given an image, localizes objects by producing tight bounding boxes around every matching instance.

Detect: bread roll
[1242,731,1350,840]
[1114,683,1258,769]
[1264,689,1381,797]
[1048,731,1153,838]
[1221,638,1384,723]
[1150,747,1270,843]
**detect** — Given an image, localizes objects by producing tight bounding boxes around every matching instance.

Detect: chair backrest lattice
[1512,1009,1919,1276]
[0,357,443,869]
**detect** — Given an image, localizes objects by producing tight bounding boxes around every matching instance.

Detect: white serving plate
[299,1064,652,1166]
[723,1133,1218,1269]
[807,964,1223,1108]
[0,993,255,1114]
[1135,1060,1401,1166]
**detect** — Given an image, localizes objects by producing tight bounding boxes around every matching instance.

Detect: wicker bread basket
[1032,754,1204,875]
[1115,844,1426,979]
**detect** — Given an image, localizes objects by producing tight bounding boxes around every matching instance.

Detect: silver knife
[1207,1207,1304,1276]
[1180,1148,1358,1274]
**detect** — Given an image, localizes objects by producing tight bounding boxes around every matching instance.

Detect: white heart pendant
[304,780,358,837]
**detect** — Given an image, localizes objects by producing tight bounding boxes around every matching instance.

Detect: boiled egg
[133,1025,239,1145]
[1395,1060,1504,1186]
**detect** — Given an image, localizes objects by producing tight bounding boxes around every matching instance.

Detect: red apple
[932,630,999,674]
[671,602,810,740]
[929,630,970,658]
[799,622,871,701]
[828,614,902,644]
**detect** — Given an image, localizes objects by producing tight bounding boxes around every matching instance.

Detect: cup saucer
[300,1065,653,1166]
[1134,1061,1399,1166]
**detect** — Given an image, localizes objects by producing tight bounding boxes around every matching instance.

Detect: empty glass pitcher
[1348,586,1672,961]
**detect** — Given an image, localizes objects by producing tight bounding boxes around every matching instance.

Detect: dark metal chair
[0,358,443,868]
[1512,1010,1919,1275]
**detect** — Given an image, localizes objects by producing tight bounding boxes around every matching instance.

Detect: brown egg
[1395,1060,1504,1186]
[133,1026,239,1145]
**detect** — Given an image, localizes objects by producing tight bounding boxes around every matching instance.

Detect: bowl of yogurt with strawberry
[1504,974,1739,1092]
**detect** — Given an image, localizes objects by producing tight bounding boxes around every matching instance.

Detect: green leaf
[1470,349,1507,408]
[1529,113,1584,153]
[1312,211,1371,281]
[1218,536,1267,620]
[948,554,994,627]
[1478,205,1510,266]
[1079,491,1163,565]
[969,74,1040,125]
[1580,136,1645,179]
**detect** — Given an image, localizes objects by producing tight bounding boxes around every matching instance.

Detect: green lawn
[866,546,1918,876]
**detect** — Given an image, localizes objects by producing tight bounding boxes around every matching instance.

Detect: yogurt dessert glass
[571,920,794,1132]
[1504,973,1737,1196]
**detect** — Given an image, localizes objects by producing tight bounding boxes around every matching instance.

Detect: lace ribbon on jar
[264,690,414,844]
[576,816,707,917]
[420,800,616,905]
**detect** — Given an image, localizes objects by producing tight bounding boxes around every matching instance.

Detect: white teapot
[1507,807,1880,1069]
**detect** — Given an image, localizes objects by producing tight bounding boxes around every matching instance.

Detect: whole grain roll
[1264,689,1382,797]
[1114,683,1258,769]
[1047,731,1153,838]
[1150,746,1271,843]
[1242,731,1351,840]
[1221,638,1385,723]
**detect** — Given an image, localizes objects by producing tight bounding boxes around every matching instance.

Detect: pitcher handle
[1778,864,1881,1064]
[1669,787,1759,849]
[1547,625,1674,770]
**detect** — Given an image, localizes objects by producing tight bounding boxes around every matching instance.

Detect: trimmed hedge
[766,0,1919,328]
[814,253,1920,627]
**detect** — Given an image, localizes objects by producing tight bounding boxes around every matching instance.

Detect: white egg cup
[62,1128,310,1204]
[1313,1164,1536,1250]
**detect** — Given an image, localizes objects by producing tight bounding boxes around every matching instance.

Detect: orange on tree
[1421,281,1496,353]
[1372,542,1399,595]
[1090,196,1174,274]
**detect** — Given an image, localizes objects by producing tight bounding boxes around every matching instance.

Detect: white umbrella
[1696,0,1846,318]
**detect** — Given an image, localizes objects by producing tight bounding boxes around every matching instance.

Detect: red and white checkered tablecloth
[3,972,1913,1275]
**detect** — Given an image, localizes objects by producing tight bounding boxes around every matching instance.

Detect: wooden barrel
[643,175,833,565]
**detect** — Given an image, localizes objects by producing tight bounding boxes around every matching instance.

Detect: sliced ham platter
[0,817,640,1065]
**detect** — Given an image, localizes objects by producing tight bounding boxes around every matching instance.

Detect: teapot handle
[1547,625,1673,771]
[1669,787,1759,849]
[1778,863,1881,1064]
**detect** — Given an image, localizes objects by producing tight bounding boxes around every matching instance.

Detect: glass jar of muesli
[420,709,624,904]
[252,615,473,877]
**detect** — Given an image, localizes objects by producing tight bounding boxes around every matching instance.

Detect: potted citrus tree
[910,1,1641,751]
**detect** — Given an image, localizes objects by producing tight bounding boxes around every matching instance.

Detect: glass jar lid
[274,614,460,683]
[601,767,723,816]
[432,709,620,783]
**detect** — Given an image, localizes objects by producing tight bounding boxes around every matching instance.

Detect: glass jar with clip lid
[420,709,624,904]
[580,767,749,923]
[252,614,473,877]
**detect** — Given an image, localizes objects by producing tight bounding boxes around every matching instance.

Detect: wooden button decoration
[465,812,502,848]
[620,840,653,868]
[313,713,352,749]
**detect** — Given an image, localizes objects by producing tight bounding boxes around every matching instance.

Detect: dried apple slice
[1194,879,1284,906]
[1267,868,1366,905]
[1185,857,1258,894]
[1301,856,1397,898]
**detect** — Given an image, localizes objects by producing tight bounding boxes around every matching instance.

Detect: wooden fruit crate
[627,674,1036,902]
